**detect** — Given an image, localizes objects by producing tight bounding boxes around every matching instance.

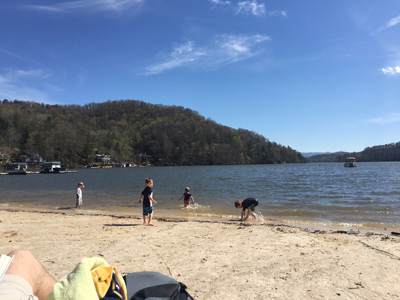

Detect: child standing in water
[178,187,195,207]
[139,178,157,226]
[76,182,85,208]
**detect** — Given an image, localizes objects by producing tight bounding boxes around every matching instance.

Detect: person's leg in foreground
[2,249,56,300]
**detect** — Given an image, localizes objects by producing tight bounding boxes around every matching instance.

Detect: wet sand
[1,208,400,299]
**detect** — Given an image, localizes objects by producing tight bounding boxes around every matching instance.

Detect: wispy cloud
[375,14,400,33]
[209,0,231,6]
[368,113,400,124]
[236,1,266,16]
[24,0,144,13]
[143,34,270,76]
[213,34,270,61]
[0,68,53,102]
[6,68,52,79]
[381,66,400,76]
[144,41,206,76]
[210,0,286,17]
[268,10,287,18]
[384,14,400,30]
[0,48,42,65]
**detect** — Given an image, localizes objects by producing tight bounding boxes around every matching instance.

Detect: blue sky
[1,0,400,153]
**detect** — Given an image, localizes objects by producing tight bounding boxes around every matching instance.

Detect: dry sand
[1,208,400,299]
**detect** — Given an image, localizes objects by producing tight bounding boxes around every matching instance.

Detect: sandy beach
[1,208,400,299]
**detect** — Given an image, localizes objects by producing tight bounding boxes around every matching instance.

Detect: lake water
[1,162,400,231]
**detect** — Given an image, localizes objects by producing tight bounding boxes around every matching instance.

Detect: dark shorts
[249,203,258,211]
[143,206,154,216]
[247,200,259,211]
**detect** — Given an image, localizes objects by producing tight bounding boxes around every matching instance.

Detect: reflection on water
[1,162,400,230]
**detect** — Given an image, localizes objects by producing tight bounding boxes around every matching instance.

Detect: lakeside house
[4,162,28,175]
[95,154,111,165]
[5,162,28,171]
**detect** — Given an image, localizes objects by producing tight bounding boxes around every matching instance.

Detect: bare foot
[147,223,155,226]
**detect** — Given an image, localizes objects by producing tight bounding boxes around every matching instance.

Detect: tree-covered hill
[306,143,400,162]
[356,143,400,161]
[0,99,306,167]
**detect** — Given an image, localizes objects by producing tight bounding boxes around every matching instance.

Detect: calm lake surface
[1,162,400,231]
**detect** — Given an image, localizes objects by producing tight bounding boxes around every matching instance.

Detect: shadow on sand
[104,224,140,227]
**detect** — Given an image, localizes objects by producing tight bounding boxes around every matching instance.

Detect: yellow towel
[46,257,109,300]
[92,266,127,300]
[91,266,114,298]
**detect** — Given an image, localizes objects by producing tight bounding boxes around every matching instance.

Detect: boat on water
[2,162,76,175]
[344,157,357,167]
[40,161,77,174]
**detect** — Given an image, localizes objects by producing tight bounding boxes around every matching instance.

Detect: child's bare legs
[243,209,257,221]
[142,207,154,225]
[148,211,154,226]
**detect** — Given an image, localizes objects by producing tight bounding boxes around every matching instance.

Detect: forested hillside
[306,143,400,162]
[356,143,400,161]
[0,100,305,167]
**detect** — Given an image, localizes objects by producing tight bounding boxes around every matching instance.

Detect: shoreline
[1,205,400,236]
[1,209,400,299]
[1,203,400,235]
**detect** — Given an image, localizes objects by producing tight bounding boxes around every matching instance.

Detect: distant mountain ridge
[301,152,337,158]
[305,152,349,162]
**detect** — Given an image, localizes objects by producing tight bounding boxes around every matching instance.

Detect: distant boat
[40,161,77,174]
[40,161,62,173]
[344,157,356,167]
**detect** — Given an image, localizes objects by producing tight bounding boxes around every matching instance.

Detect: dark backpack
[123,271,194,300]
